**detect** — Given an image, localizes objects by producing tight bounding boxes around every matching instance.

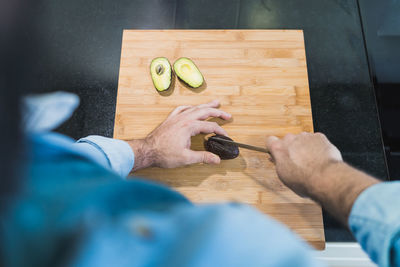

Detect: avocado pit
[156,64,165,75]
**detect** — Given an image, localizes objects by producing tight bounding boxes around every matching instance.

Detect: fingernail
[212,156,221,164]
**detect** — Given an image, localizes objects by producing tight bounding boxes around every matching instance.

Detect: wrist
[128,138,157,172]
[307,160,344,198]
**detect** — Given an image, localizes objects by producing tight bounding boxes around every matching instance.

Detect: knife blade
[209,136,270,154]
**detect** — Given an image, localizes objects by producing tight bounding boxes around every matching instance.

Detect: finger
[179,101,220,116]
[266,136,282,160]
[314,132,327,140]
[266,136,280,150]
[195,100,220,109]
[283,133,296,143]
[184,150,221,165]
[192,121,228,136]
[190,107,232,121]
[169,105,192,117]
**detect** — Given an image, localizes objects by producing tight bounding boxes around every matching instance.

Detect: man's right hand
[266,132,380,224]
[266,132,343,197]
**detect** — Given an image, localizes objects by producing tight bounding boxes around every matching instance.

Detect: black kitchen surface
[23,0,388,242]
[358,0,400,180]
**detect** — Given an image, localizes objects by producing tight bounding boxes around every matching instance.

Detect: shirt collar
[23,91,80,132]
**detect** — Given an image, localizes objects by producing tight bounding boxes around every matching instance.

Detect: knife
[209,136,270,154]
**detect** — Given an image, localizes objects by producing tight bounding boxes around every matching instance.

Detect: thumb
[185,150,221,165]
[266,135,282,162]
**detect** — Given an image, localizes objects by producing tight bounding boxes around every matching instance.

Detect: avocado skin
[204,134,239,160]
[150,57,172,92]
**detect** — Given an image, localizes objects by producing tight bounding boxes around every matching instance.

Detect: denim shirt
[349,182,400,266]
[0,92,322,267]
[23,91,134,177]
[10,91,400,266]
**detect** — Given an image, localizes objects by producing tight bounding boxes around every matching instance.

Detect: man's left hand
[127,100,231,171]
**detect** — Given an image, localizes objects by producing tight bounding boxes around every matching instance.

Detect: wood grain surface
[114,30,325,249]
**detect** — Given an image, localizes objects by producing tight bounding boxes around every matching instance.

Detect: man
[3,94,321,267]
[1,3,399,267]
[1,91,398,267]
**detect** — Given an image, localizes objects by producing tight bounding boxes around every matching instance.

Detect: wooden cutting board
[114,30,325,249]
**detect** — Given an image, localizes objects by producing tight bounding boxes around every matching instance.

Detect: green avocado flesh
[173,57,204,88]
[150,57,172,92]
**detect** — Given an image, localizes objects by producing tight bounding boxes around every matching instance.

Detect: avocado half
[150,57,172,92]
[173,57,204,88]
[204,134,239,160]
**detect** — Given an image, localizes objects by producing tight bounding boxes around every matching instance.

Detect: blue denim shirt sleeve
[349,182,400,267]
[76,136,134,177]
[23,91,135,177]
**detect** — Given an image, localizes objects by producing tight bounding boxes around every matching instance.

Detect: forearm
[265,133,396,265]
[307,162,380,225]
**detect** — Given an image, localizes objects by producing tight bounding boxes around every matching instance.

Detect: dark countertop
[24,0,388,242]
[358,0,400,179]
